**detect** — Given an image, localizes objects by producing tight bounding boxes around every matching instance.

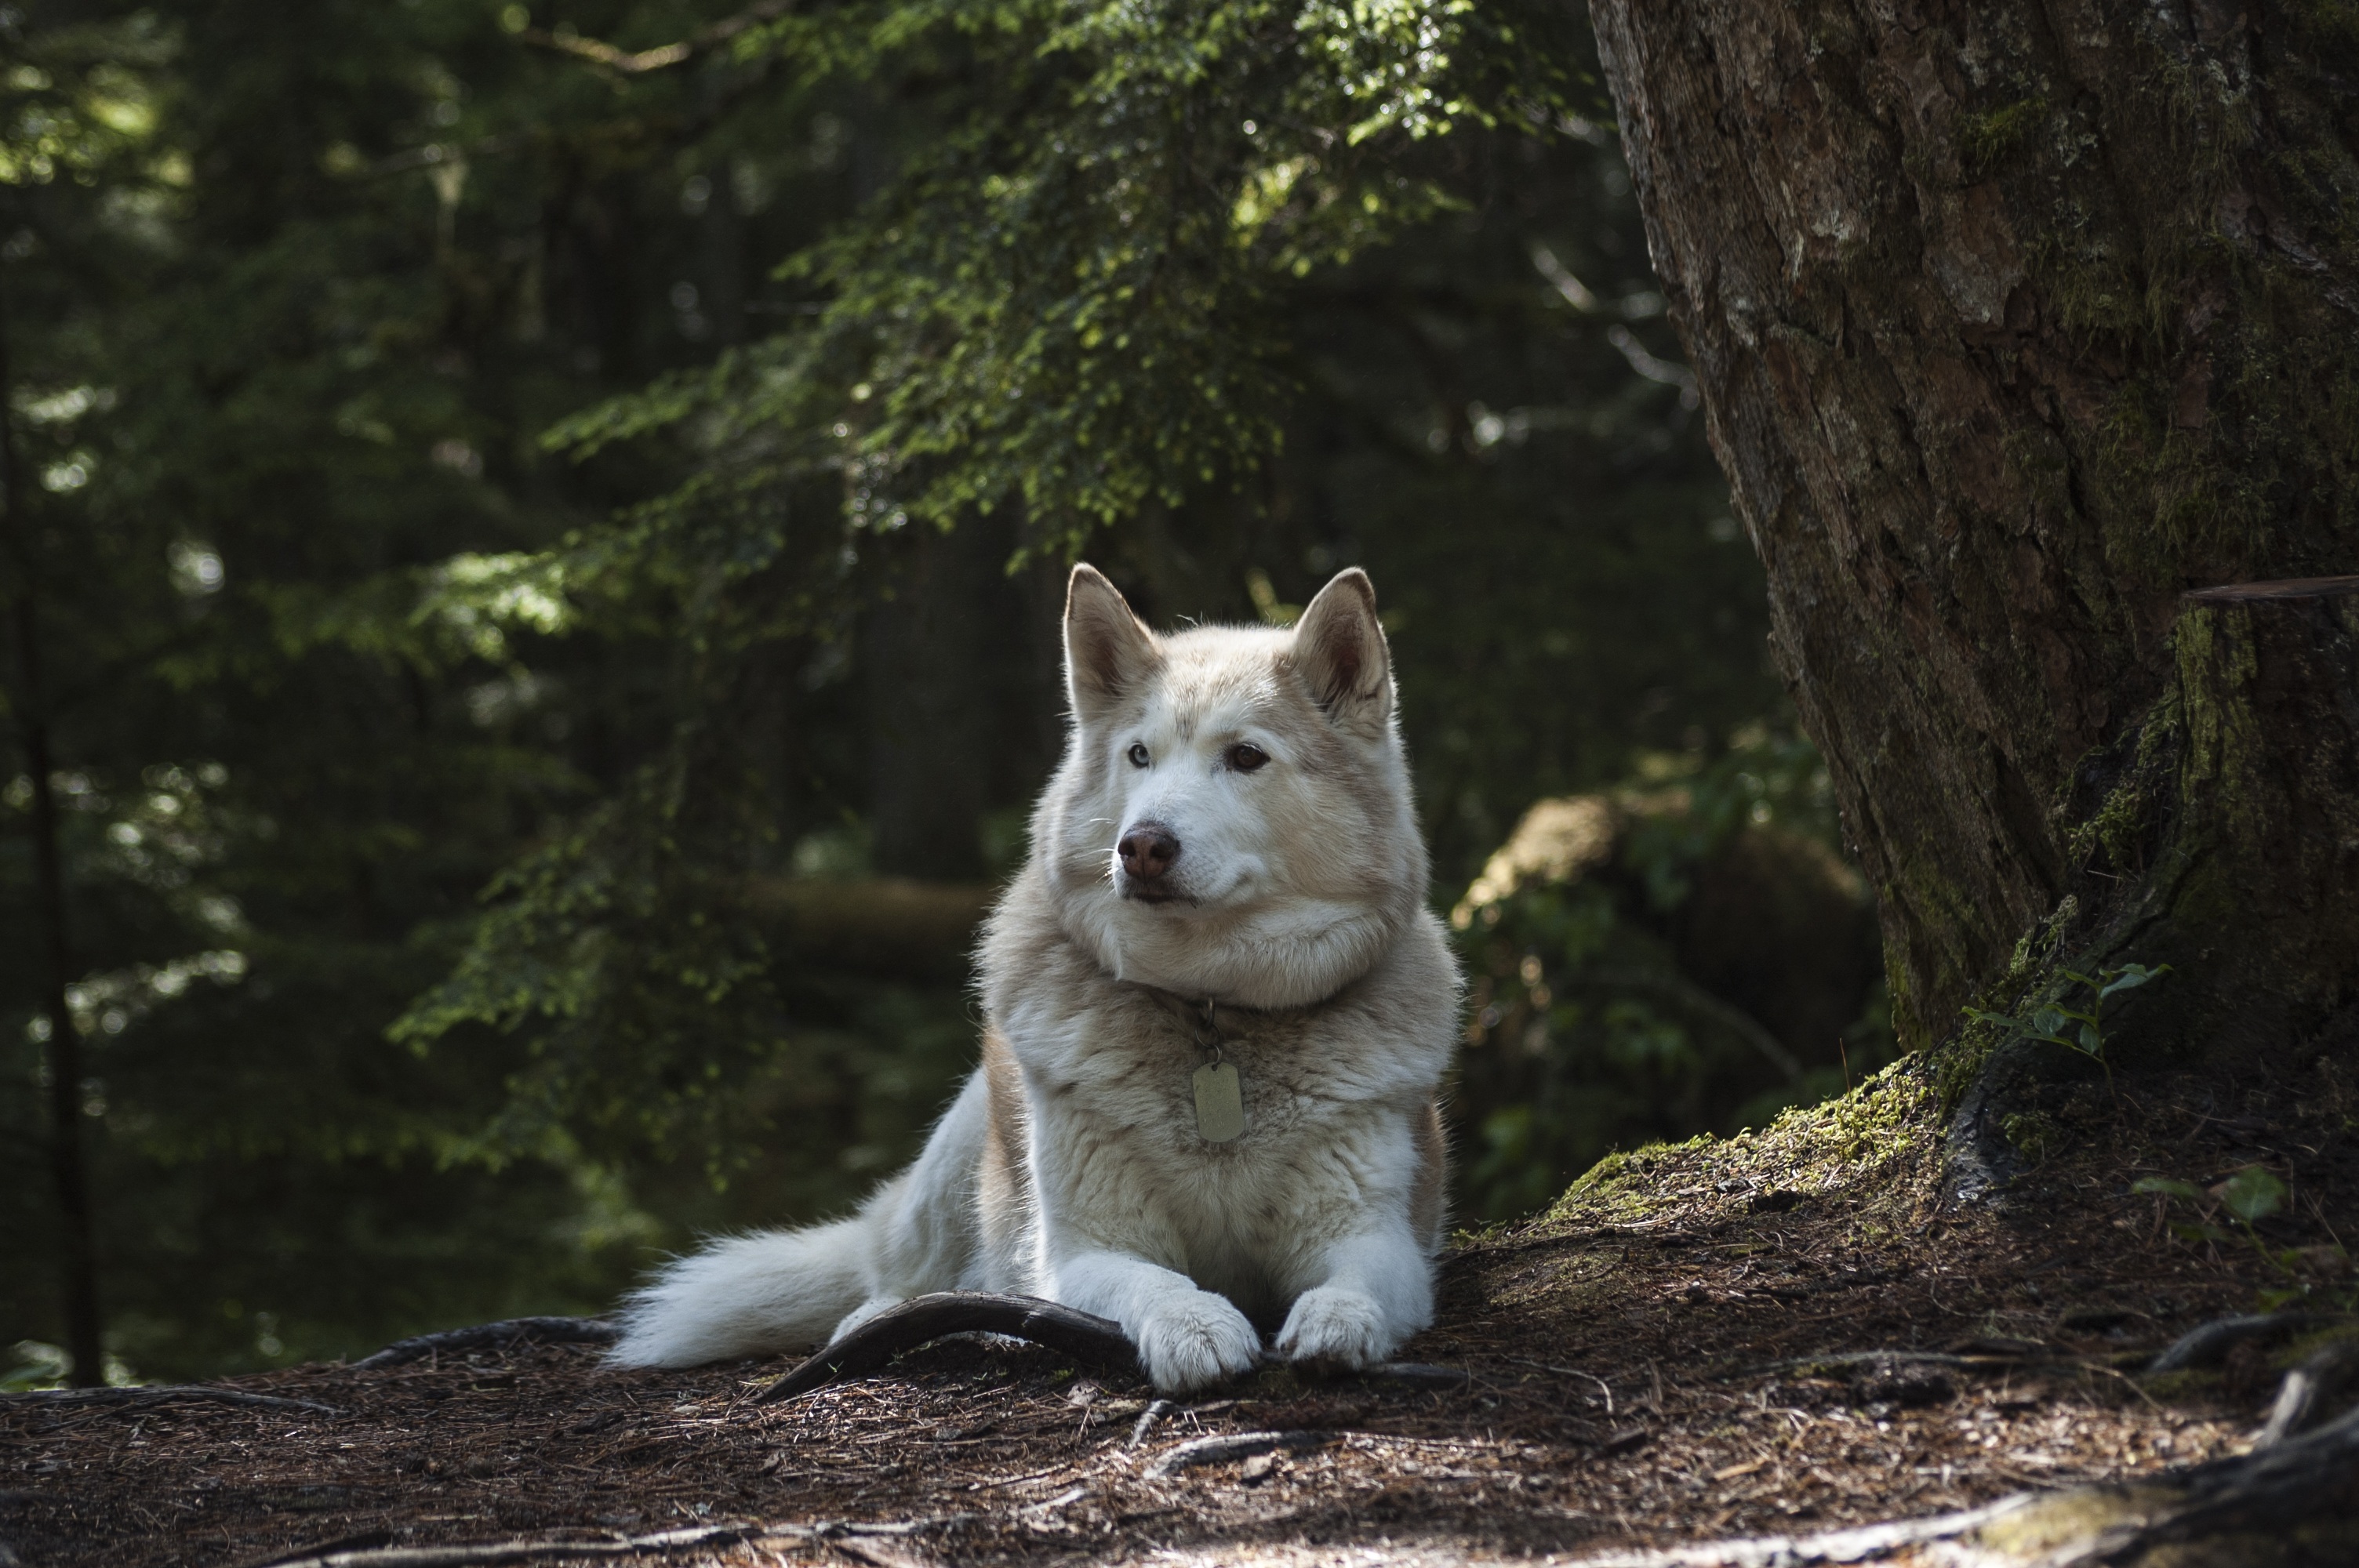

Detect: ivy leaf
[2214,1167,2288,1225]
[2100,963,2169,999]
[2132,1175,2205,1202]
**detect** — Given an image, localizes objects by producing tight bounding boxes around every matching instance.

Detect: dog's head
[1035,564,1428,1008]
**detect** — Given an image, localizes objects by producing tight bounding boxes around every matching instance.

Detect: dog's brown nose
[1118,823,1181,880]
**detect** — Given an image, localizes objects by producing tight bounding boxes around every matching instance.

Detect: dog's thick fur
[610,565,1459,1392]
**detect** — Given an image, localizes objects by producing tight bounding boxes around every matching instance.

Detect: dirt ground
[7,1050,2355,1567]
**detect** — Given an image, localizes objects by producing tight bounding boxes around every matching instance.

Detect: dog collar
[1129,984,1248,1144]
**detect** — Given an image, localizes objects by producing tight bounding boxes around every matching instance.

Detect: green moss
[1932,895,2081,1108]
[2062,692,2182,876]
[1541,1060,1941,1227]
[2001,1109,2060,1162]
[1957,97,2048,178]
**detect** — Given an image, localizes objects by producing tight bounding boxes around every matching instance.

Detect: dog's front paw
[1133,1291,1263,1393]
[1276,1287,1394,1374]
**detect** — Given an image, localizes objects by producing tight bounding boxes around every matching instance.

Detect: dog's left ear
[1289,568,1392,738]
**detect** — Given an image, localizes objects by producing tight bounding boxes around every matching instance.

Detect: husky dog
[611,565,1459,1392]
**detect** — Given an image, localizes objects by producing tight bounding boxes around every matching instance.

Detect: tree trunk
[862,519,1002,880]
[1587,0,2359,1069]
[0,251,106,1386]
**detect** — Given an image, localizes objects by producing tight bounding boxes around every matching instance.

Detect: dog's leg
[1052,1250,1263,1393]
[1274,1224,1434,1372]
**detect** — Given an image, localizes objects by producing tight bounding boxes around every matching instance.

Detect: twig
[2,1385,341,1416]
[755,1294,1138,1403]
[1143,1428,1339,1478]
[353,1317,620,1370]
[1125,1398,1174,1449]
[1728,1349,2045,1378]
[1503,1356,1617,1414]
[1361,1360,1471,1388]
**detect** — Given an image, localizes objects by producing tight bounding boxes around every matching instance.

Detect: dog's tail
[609,1192,892,1367]
[605,1069,990,1367]
[605,1210,881,1368]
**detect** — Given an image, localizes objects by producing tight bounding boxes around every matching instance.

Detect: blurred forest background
[2,0,1892,1384]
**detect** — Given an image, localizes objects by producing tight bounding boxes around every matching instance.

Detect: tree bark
[1587,1,2359,1066]
[0,250,106,1385]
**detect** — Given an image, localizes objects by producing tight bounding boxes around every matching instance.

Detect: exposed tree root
[0,1385,342,1416]
[2257,1341,2359,1450]
[1565,1399,2359,1566]
[352,1318,621,1370]
[2146,1311,2333,1374]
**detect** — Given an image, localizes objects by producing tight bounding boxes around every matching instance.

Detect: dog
[609,564,1460,1392]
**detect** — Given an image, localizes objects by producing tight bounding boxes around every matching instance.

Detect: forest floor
[8,1048,2357,1568]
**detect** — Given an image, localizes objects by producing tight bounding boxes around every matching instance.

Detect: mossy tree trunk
[1587,0,2359,1072]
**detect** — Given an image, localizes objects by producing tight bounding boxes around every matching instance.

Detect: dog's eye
[1227,743,1269,773]
[1127,742,1150,768]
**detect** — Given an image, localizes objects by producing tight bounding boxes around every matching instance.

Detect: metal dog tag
[1192,1061,1245,1143]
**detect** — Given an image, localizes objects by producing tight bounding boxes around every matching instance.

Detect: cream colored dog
[611,564,1459,1392]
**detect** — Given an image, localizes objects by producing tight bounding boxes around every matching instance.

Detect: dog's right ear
[1064,564,1161,724]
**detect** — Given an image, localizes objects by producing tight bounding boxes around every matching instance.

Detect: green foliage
[2135,1166,2352,1312]
[549,0,1582,541]
[1965,962,2169,1094]
[1448,727,1891,1221]
[0,0,1792,1376]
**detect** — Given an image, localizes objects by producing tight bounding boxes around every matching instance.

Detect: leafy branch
[1965,961,2169,1093]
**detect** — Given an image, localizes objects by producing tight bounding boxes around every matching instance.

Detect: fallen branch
[756,1294,1138,1403]
[1355,1361,1470,1388]
[259,1517,980,1568]
[1143,1428,1339,1478]
[2,1385,341,1416]
[257,1523,752,1568]
[353,1317,620,1370]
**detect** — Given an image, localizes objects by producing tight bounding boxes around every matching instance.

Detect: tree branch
[518,2,797,76]
[352,1316,620,1370]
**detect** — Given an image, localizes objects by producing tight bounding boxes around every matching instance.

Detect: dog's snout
[1118,822,1182,880]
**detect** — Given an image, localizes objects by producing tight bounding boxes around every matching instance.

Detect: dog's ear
[1289,568,1392,738]
[1064,564,1161,724]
